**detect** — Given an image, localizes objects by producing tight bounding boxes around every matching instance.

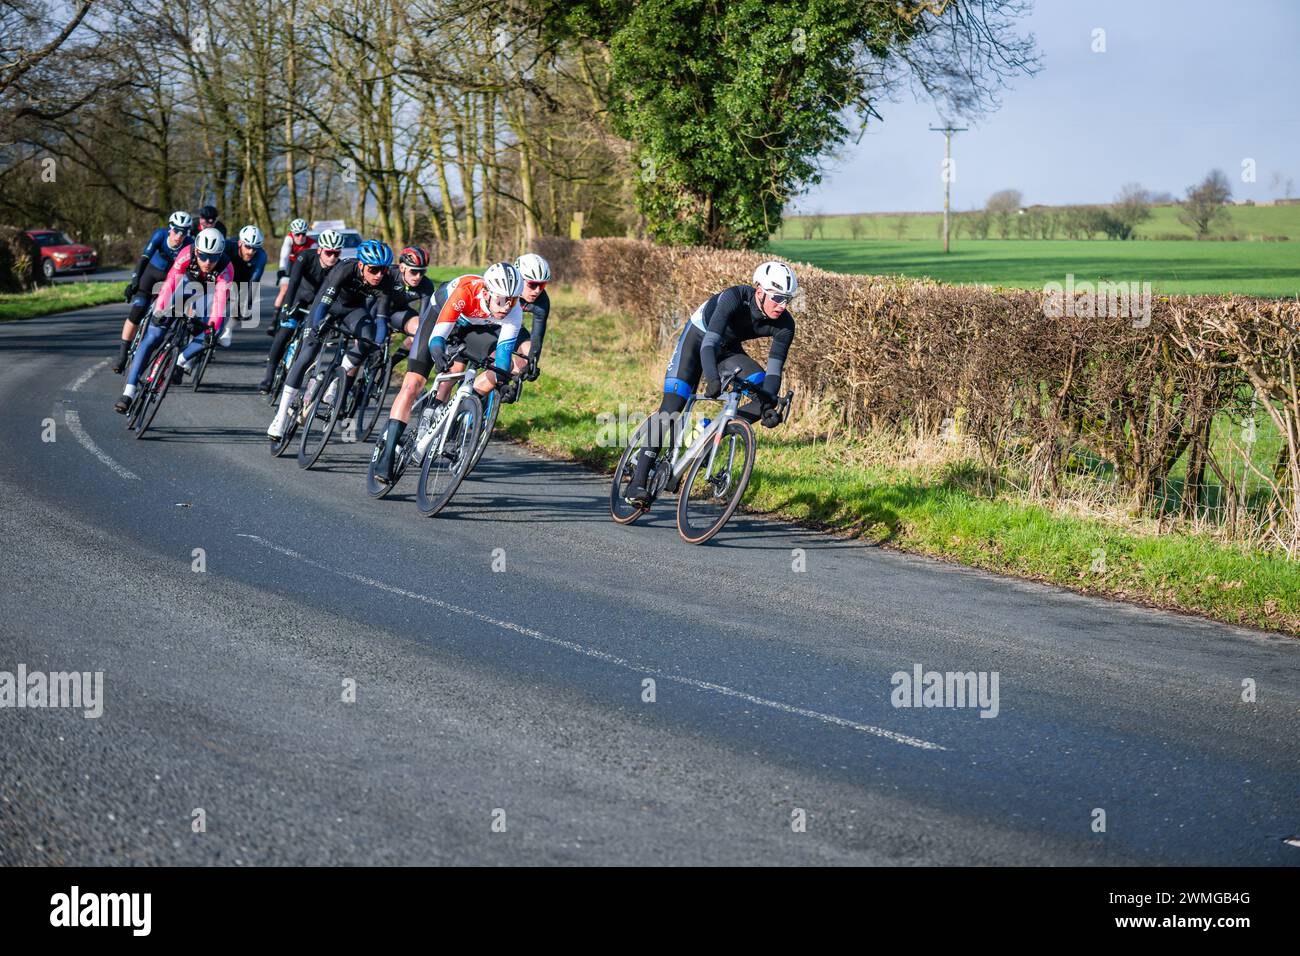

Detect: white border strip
[238,533,946,751]
[64,408,139,481]
[68,359,107,393]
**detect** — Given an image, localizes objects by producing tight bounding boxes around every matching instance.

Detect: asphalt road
[2,291,1298,866]
[51,267,131,285]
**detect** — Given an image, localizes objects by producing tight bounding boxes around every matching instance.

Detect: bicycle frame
[424,364,483,459]
[654,383,753,489]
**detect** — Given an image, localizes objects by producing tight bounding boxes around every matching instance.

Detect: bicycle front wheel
[416,397,481,517]
[466,389,498,476]
[355,354,391,444]
[134,345,179,439]
[191,343,213,391]
[675,419,756,544]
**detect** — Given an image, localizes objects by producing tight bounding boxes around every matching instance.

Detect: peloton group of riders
[111,201,798,518]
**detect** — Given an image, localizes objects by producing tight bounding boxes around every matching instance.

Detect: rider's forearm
[700,340,720,383]
[762,356,785,397]
[529,314,547,360]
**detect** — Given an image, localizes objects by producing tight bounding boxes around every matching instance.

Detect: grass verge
[496,286,1300,636]
[0,282,127,322]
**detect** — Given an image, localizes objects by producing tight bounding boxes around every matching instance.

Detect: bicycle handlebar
[715,369,795,424]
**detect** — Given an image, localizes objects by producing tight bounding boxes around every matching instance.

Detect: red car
[25,229,99,280]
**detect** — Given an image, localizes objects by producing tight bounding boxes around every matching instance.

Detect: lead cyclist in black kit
[625,260,797,502]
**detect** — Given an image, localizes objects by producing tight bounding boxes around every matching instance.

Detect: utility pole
[930,124,967,253]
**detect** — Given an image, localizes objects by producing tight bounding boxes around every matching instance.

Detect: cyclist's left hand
[524,355,540,382]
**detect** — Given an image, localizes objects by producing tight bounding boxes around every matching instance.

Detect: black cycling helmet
[399,246,429,269]
[198,204,219,221]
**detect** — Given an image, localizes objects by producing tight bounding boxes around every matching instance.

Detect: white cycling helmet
[753,260,798,297]
[194,227,225,256]
[316,229,344,251]
[238,224,264,248]
[289,218,308,235]
[483,261,523,298]
[514,252,551,282]
[168,210,193,231]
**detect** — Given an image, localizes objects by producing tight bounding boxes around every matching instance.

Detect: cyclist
[114,210,193,373]
[195,204,227,238]
[224,225,268,340]
[266,239,397,441]
[389,245,435,359]
[273,218,316,312]
[372,262,523,483]
[624,260,797,502]
[113,227,233,413]
[257,228,344,393]
[509,252,552,392]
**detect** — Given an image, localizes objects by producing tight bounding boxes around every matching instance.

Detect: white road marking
[63,408,139,481]
[238,533,947,751]
[68,360,108,393]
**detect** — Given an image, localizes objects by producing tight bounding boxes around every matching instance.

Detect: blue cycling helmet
[356,239,393,267]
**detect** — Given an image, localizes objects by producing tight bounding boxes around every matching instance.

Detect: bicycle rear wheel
[298,364,346,469]
[270,357,317,457]
[415,397,481,517]
[366,426,407,499]
[267,328,298,405]
[675,419,756,544]
[125,355,158,430]
[609,414,656,525]
[134,344,179,439]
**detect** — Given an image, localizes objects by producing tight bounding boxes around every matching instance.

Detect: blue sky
[796,0,1300,214]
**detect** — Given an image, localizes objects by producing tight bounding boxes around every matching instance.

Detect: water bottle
[692,417,711,444]
[415,405,439,458]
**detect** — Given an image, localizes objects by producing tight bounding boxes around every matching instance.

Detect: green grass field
[780,202,1300,242]
[767,238,1299,296]
[0,282,127,322]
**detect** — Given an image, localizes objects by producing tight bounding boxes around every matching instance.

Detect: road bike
[124,314,208,440]
[609,370,793,544]
[296,323,390,470]
[366,344,521,500]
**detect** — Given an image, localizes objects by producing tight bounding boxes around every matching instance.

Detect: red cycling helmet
[399,246,429,268]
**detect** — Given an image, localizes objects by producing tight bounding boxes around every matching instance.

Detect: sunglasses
[404,267,426,277]
[319,247,341,255]
[526,280,547,291]
[169,226,187,234]
[196,252,222,263]
[362,264,387,275]
[766,292,792,305]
